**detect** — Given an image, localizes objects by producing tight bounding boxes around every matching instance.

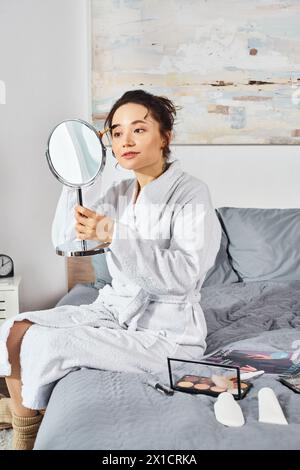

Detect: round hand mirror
[46,119,110,257]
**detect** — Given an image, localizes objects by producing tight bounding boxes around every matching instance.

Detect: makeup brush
[146,379,174,396]
[98,127,110,138]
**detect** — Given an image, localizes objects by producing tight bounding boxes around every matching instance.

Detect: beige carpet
[0,429,12,450]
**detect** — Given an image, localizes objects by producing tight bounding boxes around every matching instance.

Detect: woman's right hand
[74,205,114,243]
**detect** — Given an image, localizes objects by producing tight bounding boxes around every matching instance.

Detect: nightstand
[0,276,21,325]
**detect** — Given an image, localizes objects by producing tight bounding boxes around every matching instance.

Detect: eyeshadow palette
[174,373,251,398]
[167,358,253,400]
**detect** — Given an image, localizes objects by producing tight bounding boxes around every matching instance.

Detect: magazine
[204,348,300,375]
[279,364,300,393]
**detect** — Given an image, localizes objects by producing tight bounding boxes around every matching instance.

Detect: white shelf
[0,275,21,289]
[0,276,21,323]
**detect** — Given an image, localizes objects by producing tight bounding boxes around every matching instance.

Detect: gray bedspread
[34,280,300,450]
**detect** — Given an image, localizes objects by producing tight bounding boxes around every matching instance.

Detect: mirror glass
[47,119,105,187]
[46,119,109,257]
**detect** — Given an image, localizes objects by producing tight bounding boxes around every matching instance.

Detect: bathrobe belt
[148,291,201,305]
[119,290,201,331]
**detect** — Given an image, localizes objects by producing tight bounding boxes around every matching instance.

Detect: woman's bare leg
[5,320,38,417]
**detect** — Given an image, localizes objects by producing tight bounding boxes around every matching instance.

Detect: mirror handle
[76,188,87,250]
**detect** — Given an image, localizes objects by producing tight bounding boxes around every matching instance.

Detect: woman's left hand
[75,205,115,243]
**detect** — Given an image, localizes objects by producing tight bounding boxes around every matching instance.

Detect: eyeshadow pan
[210,386,227,393]
[177,381,194,388]
[183,375,200,382]
[194,383,210,390]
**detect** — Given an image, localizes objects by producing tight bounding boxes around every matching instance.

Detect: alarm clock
[0,254,14,278]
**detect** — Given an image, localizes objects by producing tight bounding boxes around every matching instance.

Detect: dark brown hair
[104,89,179,161]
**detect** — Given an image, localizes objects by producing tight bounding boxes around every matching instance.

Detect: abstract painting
[91,0,300,144]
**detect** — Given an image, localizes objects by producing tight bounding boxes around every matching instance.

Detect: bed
[34,207,300,450]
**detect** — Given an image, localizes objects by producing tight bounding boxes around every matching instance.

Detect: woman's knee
[7,320,34,361]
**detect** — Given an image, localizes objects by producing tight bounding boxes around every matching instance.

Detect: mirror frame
[45,118,107,188]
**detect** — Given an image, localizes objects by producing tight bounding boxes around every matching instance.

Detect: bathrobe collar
[130,159,183,205]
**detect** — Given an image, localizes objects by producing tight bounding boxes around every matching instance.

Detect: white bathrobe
[0,159,221,409]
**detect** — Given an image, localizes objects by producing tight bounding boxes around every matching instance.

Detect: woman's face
[110,102,167,172]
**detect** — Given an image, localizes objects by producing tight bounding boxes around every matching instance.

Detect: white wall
[0,0,299,312]
[0,0,90,311]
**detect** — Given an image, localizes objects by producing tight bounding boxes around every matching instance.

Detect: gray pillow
[217,207,300,282]
[202,211,240,287]
[91,253,112,289]
[55,283,99,307]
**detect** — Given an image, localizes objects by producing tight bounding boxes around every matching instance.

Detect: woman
[0,90,222,449]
